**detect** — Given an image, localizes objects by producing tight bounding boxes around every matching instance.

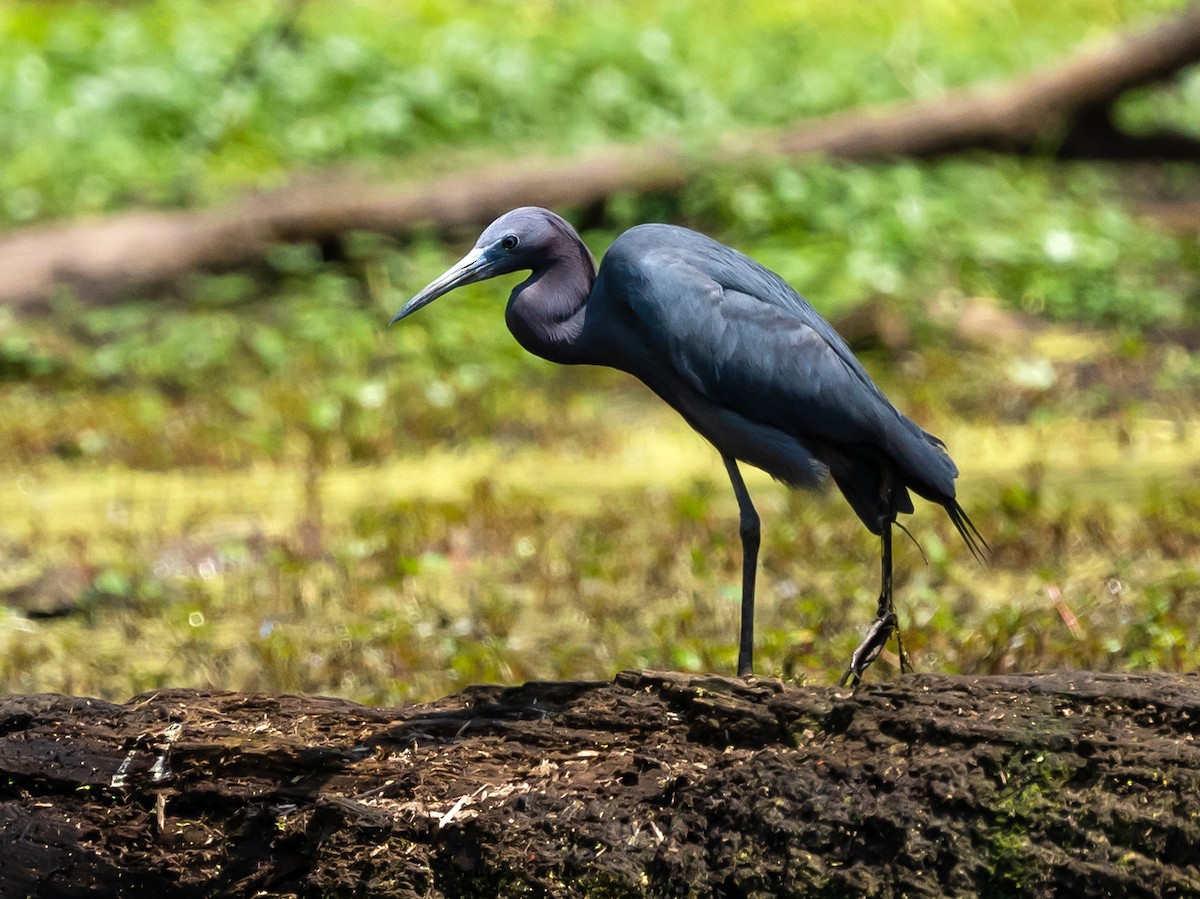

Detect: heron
[391,207,987,685]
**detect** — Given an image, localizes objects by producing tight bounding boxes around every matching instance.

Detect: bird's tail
[945,499,990,564]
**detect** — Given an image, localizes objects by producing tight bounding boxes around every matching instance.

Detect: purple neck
[504,231,597,365]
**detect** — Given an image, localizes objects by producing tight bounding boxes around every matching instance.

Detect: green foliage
[0,0,1193,222]
[3,451,1200,703]
[2,156,1198,469]
[1,1,1199,701]
[675,160,1195,326]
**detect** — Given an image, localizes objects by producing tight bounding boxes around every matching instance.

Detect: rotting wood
[3,5,1200,312]
[1,670,1198,897]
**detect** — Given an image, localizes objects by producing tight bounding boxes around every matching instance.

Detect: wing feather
[627,255,892,450]
[613,231,958,500]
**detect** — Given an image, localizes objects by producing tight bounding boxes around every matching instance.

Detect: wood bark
[3,5,1200,312]
[1,670,1198,897]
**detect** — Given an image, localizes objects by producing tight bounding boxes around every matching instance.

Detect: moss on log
[1,670,1199,897]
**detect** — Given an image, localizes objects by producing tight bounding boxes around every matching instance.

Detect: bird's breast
[629,365,825,489]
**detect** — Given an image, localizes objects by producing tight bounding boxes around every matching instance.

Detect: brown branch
[3,4,1200,312]
[1,670,1198,896]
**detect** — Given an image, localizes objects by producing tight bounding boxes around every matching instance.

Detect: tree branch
[3,4,1200,311]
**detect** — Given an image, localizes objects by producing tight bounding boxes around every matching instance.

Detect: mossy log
[1,670,1199,897]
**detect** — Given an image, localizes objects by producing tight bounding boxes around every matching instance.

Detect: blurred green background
[1,0,1199,704]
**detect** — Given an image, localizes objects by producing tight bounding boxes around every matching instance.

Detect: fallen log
[3,5,1200,312]
[1,670,1197,897]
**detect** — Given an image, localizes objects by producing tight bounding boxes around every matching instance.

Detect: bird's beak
[390,246,493,325]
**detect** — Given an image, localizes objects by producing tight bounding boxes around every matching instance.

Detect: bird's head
[390,206,577,324]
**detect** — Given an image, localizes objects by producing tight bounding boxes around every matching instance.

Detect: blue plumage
[393,206,987,683]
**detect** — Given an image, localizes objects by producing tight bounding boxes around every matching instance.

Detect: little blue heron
[391,207,986,685]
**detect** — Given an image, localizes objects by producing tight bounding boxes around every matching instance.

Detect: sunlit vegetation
[1,0,1198,702]
[0,0,1195,221]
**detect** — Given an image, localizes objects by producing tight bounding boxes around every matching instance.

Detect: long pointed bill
[389,247,492,325]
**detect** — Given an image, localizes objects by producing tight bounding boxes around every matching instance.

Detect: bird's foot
[838,611,897,687]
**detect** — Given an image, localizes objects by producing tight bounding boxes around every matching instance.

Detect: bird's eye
[501,234,519,251]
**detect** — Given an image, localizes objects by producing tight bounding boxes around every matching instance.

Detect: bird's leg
[722,456,760,678]
[880,520,914,674]
[840,521,897,687]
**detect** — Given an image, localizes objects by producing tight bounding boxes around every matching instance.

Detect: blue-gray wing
[619,238,958,499]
